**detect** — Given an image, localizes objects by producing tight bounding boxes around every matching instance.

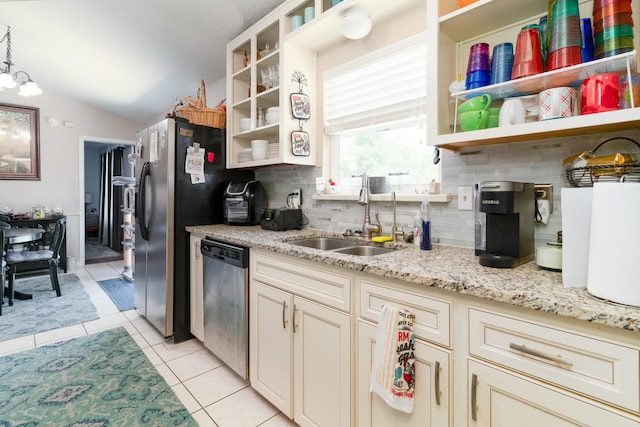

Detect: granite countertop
[187,224,640,333]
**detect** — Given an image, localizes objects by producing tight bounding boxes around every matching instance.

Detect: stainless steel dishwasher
[200,238,249,380]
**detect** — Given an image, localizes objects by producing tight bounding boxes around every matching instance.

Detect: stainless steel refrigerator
[134,117,253,342]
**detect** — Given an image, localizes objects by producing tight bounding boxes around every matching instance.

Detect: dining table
[5,227,44,244]
[4,227,45,301]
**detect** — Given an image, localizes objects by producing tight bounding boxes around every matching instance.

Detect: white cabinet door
[189,235,204,341]
[249,281,293,417]
[357,320,450,427]
[293,296,353,427]
[468,359,640,426]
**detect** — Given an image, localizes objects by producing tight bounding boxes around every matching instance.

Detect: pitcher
[499,98,526,126]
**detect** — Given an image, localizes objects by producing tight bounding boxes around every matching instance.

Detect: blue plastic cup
[490,42,514,84]
[581,18,595,62]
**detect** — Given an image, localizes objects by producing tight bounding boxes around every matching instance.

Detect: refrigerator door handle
[136,161,151,241]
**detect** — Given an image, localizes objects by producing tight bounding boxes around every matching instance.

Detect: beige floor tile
[152,337,204,362]
[83,311,129,333]
[260,414,297,426]
[155,362,180,387]
[141,345,163,366]
[0,334,35,356]
[123,309,142,321]
[34,323,87,346]
[184,365,249,407]
[166,348,224,381]
[171,383,202,414]
[138,325,166,346]
[205,387,279,427]
[191,409,218,427]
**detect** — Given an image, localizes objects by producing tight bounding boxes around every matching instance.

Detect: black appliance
[476,181,535,268]
[260,208,303,231]
[224,180,267,225]
[134,118,254,342]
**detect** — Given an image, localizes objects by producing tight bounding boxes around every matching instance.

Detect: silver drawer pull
[293,304,298,333]
[471,373,478,421]
[509,342,573,367]
[282,301,288,329]
[434,361,441,406]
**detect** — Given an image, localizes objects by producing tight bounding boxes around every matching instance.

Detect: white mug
[499,98,526,126]
[538,87,574,120]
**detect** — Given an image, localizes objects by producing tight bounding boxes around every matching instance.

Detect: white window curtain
[324,31,427,135]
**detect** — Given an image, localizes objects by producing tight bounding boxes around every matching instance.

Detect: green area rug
[0,327,197,426]
[0,273,99,341]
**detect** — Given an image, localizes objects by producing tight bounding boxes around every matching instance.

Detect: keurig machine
[476,181,535,268]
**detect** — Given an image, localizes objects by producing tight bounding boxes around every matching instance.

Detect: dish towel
[370,305,416,413]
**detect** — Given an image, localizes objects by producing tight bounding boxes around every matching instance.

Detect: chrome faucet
[391,192,405,242]
[358,173,381,239]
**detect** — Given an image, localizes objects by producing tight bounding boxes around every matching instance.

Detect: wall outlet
[458,186,473,210]
[288,188,301,208]
[534,183,553,213]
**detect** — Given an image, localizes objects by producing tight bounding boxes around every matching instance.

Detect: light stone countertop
[187,224,640,333]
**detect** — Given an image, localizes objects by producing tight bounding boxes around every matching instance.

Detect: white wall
[0,89,142,263]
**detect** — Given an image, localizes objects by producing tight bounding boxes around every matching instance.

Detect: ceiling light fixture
[0,25,42,96]
[341,7,372,40]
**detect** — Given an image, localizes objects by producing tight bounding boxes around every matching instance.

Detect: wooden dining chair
[5,217,66,306]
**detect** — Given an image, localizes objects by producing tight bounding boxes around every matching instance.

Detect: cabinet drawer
[469,308,640,413]
[251,250,353,312]
[359,280,450,348]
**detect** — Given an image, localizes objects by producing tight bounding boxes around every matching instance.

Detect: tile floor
[0,260,297,427]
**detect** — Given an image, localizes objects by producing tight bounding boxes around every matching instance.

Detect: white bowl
[266,106,279,114]
[265,111,279,125]
[239,118,251,132]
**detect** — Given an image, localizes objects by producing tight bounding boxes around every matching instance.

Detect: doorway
[78,137,135,266]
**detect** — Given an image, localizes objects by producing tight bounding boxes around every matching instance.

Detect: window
[323,32,438,194]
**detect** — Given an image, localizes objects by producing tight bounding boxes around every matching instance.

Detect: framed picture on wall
[0,103,40,180]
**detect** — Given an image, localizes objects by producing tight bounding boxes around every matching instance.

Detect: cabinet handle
[292,304,298,333]
[509,342,573,367]
[282,301,288,329]
[434,360,441,406]
[471,373,478,422]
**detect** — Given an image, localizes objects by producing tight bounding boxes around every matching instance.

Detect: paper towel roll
[561,187,593,288]
[587,182,640,306]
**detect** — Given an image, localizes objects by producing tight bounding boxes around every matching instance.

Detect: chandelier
[0,25,42,96]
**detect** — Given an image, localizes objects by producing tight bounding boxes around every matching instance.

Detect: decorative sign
[290,93,310,120]
[291,131,310,156]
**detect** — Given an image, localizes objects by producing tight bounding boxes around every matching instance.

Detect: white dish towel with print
[370,304,416,413]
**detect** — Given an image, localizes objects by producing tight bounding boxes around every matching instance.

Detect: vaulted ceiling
[0,0,285,123]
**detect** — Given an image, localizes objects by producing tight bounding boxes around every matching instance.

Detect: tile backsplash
[256,130,640,249]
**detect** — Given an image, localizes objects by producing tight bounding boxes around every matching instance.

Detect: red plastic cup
[547,45,583,71]
[592,0,631,12]
[512,27,544,79]
[593,2,633,22]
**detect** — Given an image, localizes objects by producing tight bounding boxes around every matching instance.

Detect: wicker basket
[175,80,226,128]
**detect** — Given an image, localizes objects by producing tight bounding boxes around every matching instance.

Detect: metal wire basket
[565,137,640,187]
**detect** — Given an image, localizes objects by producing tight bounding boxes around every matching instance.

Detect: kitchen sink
[286,237,399,256]
[333,246,397,256]
[287,237,356,250]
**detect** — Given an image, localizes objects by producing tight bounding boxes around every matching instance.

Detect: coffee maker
[476,181,535,268]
